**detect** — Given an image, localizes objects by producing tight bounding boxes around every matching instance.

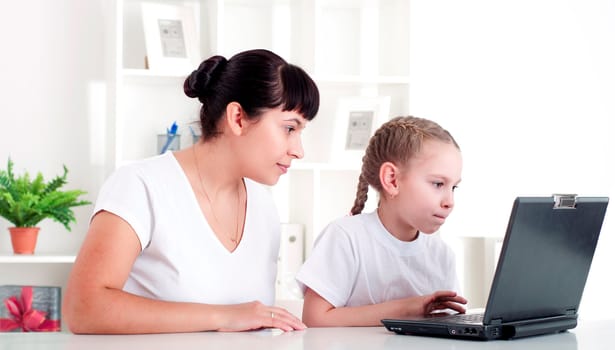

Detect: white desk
[1,319,611,350]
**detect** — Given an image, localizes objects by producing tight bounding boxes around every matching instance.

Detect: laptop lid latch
[553,194,578,209]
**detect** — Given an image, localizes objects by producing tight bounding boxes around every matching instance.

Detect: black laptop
[382,195,609,340]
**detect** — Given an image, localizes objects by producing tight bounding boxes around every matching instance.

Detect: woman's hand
[216,301,306,332]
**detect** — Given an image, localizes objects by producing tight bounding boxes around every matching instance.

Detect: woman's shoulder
[110,153,179,180]
[120,153,175,172]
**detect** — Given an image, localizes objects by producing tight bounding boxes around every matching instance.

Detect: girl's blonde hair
[350,116,459,215]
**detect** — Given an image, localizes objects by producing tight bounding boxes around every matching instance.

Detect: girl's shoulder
[328,211,374,232]
[316,212,378,246]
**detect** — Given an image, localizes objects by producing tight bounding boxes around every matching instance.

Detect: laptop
[382,195,609,340]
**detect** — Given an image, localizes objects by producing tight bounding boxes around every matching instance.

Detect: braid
[350,174,370,215]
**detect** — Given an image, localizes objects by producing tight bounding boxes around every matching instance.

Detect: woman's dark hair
[184,49,320,141]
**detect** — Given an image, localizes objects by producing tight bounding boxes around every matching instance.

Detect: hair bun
[184,55,227,98]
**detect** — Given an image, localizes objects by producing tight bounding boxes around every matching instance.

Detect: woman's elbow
[62,289,99,334]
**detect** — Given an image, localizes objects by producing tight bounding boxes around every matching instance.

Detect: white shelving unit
[109,0,411,267]
[0,254,75,292]
[0,254,76,264]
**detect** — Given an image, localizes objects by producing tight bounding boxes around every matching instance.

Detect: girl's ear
[380,161,400,198]
[225,102,244,136]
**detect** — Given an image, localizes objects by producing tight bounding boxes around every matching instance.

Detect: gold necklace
[193,146,242,245]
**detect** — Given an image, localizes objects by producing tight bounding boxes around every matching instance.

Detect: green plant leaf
[0,158,91,229]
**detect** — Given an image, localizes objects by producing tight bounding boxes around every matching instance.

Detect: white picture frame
[330,96,391,165]
[141,3,200,75]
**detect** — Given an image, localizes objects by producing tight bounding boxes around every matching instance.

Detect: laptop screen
[484,196,608,324]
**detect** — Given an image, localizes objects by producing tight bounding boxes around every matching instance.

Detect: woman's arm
[302,287,467,327]
[63,211,304,334]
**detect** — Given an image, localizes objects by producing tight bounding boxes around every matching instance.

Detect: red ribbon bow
[0,286,60,332]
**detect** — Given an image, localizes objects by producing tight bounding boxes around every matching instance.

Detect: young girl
[63,49,319,334]
[296,116,467,327]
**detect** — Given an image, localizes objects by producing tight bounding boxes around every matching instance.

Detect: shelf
[313,74,411,85]
[122,68,189,79]
[0,254,76,264]
[121,69,189,86]
[112,0,411,261]
[290,161,361,171]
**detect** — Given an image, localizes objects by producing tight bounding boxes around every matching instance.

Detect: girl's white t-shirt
[93,152,280,305]
[296,210,460,307]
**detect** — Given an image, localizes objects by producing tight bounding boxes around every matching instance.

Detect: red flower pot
[8,227,40,254]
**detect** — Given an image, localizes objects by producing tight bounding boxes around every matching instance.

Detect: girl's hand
[421,290,467,315]
[216,301,306,332]
[400,290,467,317]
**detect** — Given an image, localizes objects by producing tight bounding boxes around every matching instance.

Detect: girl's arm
[63,211,304,334]
[302,287,467,327]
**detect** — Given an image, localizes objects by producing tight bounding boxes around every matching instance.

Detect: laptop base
[383,315,577,340]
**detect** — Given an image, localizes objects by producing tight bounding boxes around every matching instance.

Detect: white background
[0,0,613,320]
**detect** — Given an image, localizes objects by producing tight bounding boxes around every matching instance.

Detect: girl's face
[394,139,462,234]
[239,107,307,185]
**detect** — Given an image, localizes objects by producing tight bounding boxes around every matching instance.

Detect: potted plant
[0,158,91,254]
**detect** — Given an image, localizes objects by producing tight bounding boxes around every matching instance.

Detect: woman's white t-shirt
[296,211,460,307]
[93,152,280,305]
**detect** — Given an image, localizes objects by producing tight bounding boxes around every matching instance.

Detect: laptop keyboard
[437,313,484,324]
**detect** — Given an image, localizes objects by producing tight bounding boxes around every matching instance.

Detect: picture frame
[141,3,200,75]
[330,96,391,165]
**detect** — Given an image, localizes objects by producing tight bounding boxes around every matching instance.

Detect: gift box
[0,285,61,332]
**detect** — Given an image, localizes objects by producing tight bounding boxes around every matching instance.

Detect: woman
[63,49,320,334]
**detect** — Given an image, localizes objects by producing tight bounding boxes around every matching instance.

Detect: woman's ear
[225,102,244,136]
[380,161,400,198]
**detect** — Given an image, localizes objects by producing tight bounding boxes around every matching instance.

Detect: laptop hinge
[553,194,577,209]
[492,318,503,325]
[566,309,577,316]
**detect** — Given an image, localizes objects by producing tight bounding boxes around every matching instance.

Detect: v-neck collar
[169,152,248,255]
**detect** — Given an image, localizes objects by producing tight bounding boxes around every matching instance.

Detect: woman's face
[238,107,307,186]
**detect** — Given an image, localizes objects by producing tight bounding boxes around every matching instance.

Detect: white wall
[0,0,612,321]
[0,0,107,255]
[409,0,615,320]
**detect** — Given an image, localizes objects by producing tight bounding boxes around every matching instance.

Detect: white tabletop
[1,319,611,350]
